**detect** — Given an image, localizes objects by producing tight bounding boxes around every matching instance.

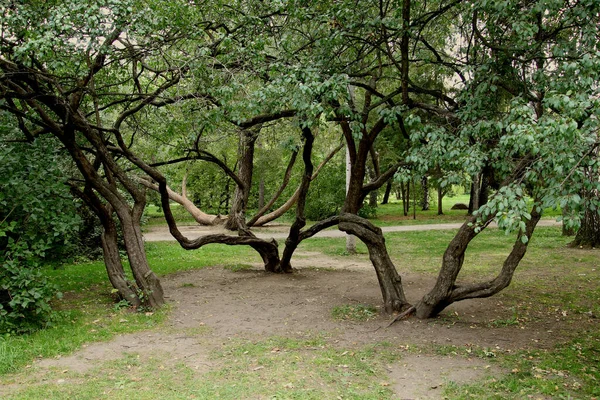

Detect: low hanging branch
[138,177,223,226]
[110,129,282,272]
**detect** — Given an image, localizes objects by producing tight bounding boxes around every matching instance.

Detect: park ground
[1,200,599,399]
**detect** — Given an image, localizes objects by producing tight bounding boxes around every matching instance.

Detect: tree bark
[346,145,357,254]
[338,214,410,313]
[100,218,141,307]
[468,174,480,215]
[225,127,259,230]
[72,184,142,307]
[437,184,444,215]
[421,176,430,211]
[382,178,393,205]
[415,208,541,318]
[258,178,265,210]
[139,178,222,225]
[571,205,600,247]
[368,166,378,208]
[400,181,409,216]
[279,127,314,272]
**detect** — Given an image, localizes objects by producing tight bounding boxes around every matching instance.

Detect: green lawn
[1,220,598,399]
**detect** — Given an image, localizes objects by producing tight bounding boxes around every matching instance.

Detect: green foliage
[304,154,345,220]
[0,138,80,334]
[357,203,377,219]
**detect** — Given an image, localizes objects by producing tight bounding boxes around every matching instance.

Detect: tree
[2,0,598,321]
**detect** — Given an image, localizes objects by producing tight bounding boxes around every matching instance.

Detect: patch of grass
[0,304,167,376]
[331,304,379,322]
[3,337,401,399]
[144,241,260,275]
[443,332,600,399]
[223,263,254,272]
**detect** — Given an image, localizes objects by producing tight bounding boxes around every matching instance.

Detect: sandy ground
[24,240,587,399]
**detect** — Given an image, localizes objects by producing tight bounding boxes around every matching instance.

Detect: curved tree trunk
[279,128,314,273]
[338,214,410,313]
[100,218,141,307]
[116,201,165,308]
[415,208,541,318]
[139,178,222,226]
[72,184,142,307]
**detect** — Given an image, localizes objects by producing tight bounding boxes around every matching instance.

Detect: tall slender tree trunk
[345,145,357,254]
[382,179,393,205]
[437,185,444,215]
[258,178,265,210]
[421,176,429,211]
[400,181,409,216]
[368,166,378,208]
[468,174,480,215]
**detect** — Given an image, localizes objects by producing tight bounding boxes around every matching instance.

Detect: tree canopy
[1,0,599,329]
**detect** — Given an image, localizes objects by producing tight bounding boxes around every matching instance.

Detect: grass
[0,242,260,377]
[2,336,401,400]
[331,304,379,321]
[442,331,600,399]
[1,207,598,398]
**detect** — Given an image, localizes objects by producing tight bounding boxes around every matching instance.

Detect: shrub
[0,138,79,333]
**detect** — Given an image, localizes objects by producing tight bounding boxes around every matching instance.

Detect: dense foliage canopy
[1,0,599,331]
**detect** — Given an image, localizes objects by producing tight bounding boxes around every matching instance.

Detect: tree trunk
[400,181,409,216]
[437,185,444,215]
[468,172,490,215]
[468,174,480,215]
[368,166,378,208]
[100,218,141,307]
[225,128,258,230]
[415,209,541,318]
[571,206,600,247]
[279,128,314,272]
[382,178,393,205]
[338,214,410,313]
[421,176,429,211]
[119,213,165,308]
[258,178,265,210]
[345,145,357,254]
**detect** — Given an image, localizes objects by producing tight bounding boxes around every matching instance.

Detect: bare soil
[26,246,589,399]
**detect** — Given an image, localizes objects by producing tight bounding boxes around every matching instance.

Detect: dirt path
[143,219,562,242]
[12,247,585,399]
